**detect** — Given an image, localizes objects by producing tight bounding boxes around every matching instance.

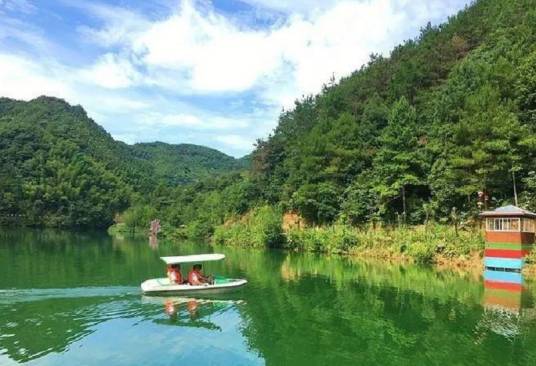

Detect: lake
[0,229,535,365]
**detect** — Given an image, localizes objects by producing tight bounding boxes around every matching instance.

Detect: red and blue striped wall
[484,242,530,271]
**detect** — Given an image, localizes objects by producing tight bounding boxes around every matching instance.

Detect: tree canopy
[0,97,247,228]
[2,0,536,232]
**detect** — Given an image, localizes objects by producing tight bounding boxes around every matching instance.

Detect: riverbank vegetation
[117,0,536,258]
[2,0,536,262]
[210,205,484,264]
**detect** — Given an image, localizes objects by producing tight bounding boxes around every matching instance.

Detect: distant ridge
[0,96,248,227]
[131,141,248,185]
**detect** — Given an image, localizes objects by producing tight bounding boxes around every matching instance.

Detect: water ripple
[0,286,140,304]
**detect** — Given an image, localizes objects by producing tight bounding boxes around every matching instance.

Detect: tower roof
[480,205,536,218]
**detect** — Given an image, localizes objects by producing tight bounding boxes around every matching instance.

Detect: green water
[1,229,536,365]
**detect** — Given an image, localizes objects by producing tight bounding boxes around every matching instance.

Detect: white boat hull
[141,278,247,294]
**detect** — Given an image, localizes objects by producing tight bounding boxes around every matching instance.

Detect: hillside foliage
[120,0,536,245]
[250,0,536,226]
[0,97,246,228]
[2,0,536,240]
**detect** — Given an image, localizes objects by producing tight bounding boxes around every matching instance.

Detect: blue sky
[0,0,469,157]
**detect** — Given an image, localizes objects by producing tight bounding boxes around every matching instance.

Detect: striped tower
[481,205,536,271]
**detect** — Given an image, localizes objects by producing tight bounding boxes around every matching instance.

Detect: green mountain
[131,142,247,185]
[249,0,536,225]
[138,0,536,239]
[3,0,536,234]
[0,96,247,228]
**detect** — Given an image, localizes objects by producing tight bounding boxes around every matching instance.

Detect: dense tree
[515,48,536,126]
[249,0,536,225]
[0,97,247,228]
[291,183,340,225]
[373,97,428,221]
[340,172,380,225]
[3,0,536,232]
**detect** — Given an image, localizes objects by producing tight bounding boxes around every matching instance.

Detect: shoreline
[344,248,536,279]
[112,222,536,279]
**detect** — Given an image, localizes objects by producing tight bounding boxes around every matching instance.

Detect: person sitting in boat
[167,264,183,284]
[188,264,213,285]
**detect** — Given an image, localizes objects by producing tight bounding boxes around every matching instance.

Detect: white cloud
[127,1,281,93]
[0,16,54,53]
[77,0,468,106]
[0,54,73,100]
[0,52,149,111]
[0,0,36,14]
[0,0,470,156]
[239,0,467,20]
[79,53,142,89]
[84,94,150,113]
[215,134,255,151]
[160,113,203,127]
[76,3,150,47]
[143,112,252,130]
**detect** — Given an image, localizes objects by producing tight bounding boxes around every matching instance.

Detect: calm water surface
[1,229,536,365]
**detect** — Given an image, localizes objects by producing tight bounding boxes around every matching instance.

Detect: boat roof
[160,253,225,265]
[480,205,536,218]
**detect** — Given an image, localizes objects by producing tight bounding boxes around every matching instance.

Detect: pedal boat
[141,253,247,294]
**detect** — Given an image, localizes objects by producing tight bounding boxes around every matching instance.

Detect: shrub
[122,204,157,232]
[406,241,435,263]
[186,220,214,240]
[213,205,285,248]
[285,225,361,254]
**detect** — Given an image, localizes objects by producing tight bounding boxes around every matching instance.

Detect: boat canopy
[160,253,225,265]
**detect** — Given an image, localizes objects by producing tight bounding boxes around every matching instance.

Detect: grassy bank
[285,224,484,264]
[211,206,485,266]
[107,222,149,236]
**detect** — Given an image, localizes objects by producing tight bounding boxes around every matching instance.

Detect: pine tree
[373,97,427,221]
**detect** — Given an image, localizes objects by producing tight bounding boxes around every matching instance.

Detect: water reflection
[141,296,244,330]
[3,229,536,365]
[0,291,253,364]
[483,270,525,315]
[0,293,137,363]
[149,234,158,250]
[477,269,536,342]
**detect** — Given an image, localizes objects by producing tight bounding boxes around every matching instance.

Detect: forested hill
[0,96,247,227]
[249,0,536,225]
[110,0,536,241]
[131,142,247,185]
[3,0,536,234]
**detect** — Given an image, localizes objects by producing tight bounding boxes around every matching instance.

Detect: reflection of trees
[222,248,536,365]
[0,294,239,363]
[0,229,140,289]
[279,253,485,303]
[0,229,238,363]
[239,278,472,364]
[0,295,124,363]
[0,229,216,290]
[4,229,536,364]
[475,277,536,345]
